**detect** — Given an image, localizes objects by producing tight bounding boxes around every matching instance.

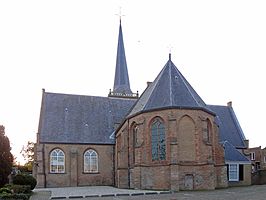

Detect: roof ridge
[172,63,206,107]
[141,61,171,111]
[227,106,246,142]
[45,91,136,102]
[128,57,213,117]
[169,61,173,106]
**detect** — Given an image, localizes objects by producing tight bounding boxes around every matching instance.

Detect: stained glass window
[151,118,166,161]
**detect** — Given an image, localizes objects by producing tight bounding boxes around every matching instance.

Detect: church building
[33,20,251,190]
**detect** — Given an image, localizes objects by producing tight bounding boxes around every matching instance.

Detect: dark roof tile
[39,92,136,144]
[222,141,250,162]
[208,105,246,148]
[128,55,214,117]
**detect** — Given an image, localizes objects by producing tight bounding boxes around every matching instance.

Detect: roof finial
[167,45,173,61]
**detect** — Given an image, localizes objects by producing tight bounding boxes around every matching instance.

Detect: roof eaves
[222,141,250,162]
[128,105,216,120]
[39,141,115,145]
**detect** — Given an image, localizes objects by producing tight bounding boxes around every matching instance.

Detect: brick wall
[115,108,227,191]
[228,164,251,187]
[35,143,114,188]
[252,169,266,185]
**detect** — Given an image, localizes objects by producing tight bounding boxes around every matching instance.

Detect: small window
[264,156,266,163]
[250,152,255,161]
[228,164,239,181]
[84,149,98,173]
[151,118,166,161]
[255,162,261,171]
[50,149,65,173]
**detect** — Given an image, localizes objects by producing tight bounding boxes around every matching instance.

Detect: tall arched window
[84,149,98,173]
[50,149,65,173]
[203,119,212,143]
[151,118,166,161]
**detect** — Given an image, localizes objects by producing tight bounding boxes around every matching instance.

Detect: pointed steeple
[128,55,214,116]
[109,20,138,99]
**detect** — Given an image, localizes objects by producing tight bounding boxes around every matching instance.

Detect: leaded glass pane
[84,149,98,173]
[50,149,65,173]
[229,164,238,181]
[151,119,166,161]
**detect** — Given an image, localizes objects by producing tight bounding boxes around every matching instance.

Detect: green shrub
[0,193,30,200]
[2,184,12,190]
[11,185,31,194]
[0,187,12,194]
[12,174,37,190]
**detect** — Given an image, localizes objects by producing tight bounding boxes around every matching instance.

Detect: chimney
[244,139,249,148]
[227,101,232,107]
[147,81,152,87]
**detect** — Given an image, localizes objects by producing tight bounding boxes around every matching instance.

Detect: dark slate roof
[128,54,214,117]
[113,20,132,94]
[38,92,136,144]
[208,104,246,148]
[222,141,250,162]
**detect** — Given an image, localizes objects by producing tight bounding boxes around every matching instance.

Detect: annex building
[33,20,251,190]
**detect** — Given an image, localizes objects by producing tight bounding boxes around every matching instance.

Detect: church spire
[109,20,138,99]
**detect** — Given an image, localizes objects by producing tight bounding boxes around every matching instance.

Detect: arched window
[50,149,65,173]
[84,149,98,173]
[203,119,212,143]
[132,123,139,164]
[151,118,166,161]
[133,124,138,146]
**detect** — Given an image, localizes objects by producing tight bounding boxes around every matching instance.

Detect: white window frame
[84,149,98,173]
[250,152,255,161]
[50,149,65,173]
[228,164,239,181]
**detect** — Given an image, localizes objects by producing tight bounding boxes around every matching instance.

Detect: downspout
[127,119,130,188]
[42,144,47,188]
[38,89,47,188]
[113,144,115,186]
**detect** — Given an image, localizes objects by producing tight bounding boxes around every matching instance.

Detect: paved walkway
[31,185,266,200]
[31,186,166,199]
[30,190,51,200]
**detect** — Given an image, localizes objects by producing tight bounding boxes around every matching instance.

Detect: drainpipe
[42,144,47,188]
[113,144,115,186]
[127,119,130,188]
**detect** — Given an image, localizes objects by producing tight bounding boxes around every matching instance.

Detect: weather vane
[167,44,173,60]
[167,44,173,54]
[115,6,125,21]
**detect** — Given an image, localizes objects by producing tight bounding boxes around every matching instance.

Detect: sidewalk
[30,185,266,200]
[30,191,51,200]
[31,186,168,199]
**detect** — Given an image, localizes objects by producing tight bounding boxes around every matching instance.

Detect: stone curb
[50,191,173,199]
[49,191,172,199]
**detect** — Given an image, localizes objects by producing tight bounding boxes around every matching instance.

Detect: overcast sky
[1,0,266,164]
